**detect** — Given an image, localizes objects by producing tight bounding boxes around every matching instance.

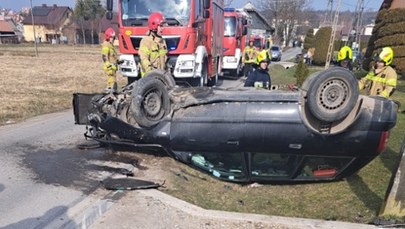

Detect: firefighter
[359,47,397,98]
[244,50,271,89]
[139,12,168,76]
[242,38,258,78]
[101,27,119,93]
[337,45,353,70]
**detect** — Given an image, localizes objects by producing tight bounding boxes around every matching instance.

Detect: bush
[312,27,332,66]
[363,8,405,75]
[303,28,314,50]
[294,59,309,87]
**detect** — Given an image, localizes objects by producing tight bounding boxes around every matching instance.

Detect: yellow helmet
[375,47,394,65]
[257,50,270,64]
[337,46,352,61]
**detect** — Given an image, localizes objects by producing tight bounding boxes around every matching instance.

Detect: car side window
[298,156,353,178]
[190,152,246,181]
[251,153,298,178]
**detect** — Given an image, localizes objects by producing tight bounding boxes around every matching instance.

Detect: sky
[0,0,382,12]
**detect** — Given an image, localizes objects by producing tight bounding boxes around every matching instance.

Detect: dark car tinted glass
[190,152,246,181]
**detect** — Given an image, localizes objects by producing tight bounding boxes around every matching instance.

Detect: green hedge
[312,27,332,66]
[363,8,405,75]
[303,28,314,50]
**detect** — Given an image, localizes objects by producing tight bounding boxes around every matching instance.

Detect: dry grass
[0,44,126,125]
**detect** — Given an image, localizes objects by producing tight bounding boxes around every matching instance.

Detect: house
[239,2,274,39]
[22,4,72,43]
[0,19,18,44]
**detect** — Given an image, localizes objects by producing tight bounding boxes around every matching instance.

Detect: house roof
[242,2,273,32]
[0,20,13,32]
[22,4,71,25]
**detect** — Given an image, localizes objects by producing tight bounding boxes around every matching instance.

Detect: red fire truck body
[221,8,247,76]
[107,0,224,86]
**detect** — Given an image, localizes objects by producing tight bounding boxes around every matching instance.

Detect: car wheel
[131,76,171,128]
[306,67,359,122]
[143,69,176,90]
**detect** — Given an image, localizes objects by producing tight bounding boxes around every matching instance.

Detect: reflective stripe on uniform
[140,46,167,58]
[364,74,397,86]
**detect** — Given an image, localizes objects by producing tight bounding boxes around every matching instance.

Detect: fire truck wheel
[143,69,176,90]
[207,73,218,87]
[306,67,359,123]
[131,76,171,128]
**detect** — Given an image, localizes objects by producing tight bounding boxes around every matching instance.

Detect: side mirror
[106,0,113,11]
[203,0,210,10]
[106,11,113,20]
[242,27,247,36]
[203,10,209,19]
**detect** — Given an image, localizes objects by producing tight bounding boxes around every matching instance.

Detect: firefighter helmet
[337,45,353,61]
[148,12,166,31]
[105,27,116,41]
[257,50,270,64]
[374,47,394,66]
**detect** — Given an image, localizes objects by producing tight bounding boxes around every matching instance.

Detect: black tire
[143,69,176,90]
[195,60,208,87]
[301,72,321,91]
[131,76,171,128]
[306,67,359,122]
[127,77,138,85]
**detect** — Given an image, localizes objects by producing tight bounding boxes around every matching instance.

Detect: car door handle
[227,140,239,146]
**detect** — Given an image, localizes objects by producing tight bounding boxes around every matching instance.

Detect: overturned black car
[73,68,397,183]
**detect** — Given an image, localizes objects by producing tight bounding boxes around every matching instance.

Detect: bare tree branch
[259,0,309,46]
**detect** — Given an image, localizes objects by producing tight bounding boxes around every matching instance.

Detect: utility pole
[321,0,333,27]
[30,0,39,57]
[325,0,341,69]
[354,0,364,52]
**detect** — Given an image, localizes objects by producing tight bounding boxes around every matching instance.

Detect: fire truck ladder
[325,0,341,69]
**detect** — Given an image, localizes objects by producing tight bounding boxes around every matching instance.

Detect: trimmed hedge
[303,28,314,50]
[312,27,332,66]
[363,7,405,75]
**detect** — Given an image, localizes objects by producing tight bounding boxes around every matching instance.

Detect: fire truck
[106,0,224,87]
[221,8,247,77]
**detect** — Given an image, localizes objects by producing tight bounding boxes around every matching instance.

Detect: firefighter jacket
[139,33,168,75]
[242,46,258,64]
[359,65,397,98]
[244,67,271,89]
[101,40,118,69]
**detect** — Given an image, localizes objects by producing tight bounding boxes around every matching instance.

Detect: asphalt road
[0,111,126,228]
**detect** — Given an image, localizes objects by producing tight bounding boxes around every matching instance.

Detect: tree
[312,27,332,66]
[86,0,105,44]
[73,0,89,44]
[303,28,314,50]
[73,0,105,44]
[259,0,309,46]
[294,59,309,87]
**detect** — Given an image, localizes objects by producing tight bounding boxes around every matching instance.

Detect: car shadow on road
[346,174,382,215]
